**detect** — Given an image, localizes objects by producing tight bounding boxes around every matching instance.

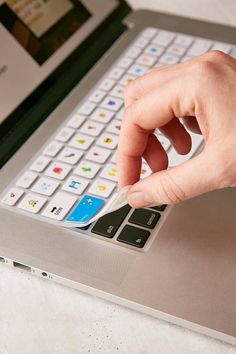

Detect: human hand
[117,51,236,208]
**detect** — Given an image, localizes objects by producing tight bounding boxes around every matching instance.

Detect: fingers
[143,133,168,172]
[118,79,194,187]
[127,149,219,208]
[182,116,202,134]
[159,117,192,154]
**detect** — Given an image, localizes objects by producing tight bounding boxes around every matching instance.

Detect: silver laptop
[0,0,236,345]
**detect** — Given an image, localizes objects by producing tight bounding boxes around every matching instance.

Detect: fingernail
[128,191,154,208]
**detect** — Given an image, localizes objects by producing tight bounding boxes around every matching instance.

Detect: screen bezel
[0,0,130,167]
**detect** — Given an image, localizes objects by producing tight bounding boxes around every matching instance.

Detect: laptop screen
[0,0,119,124]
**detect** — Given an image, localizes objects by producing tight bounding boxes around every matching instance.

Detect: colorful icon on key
[104,137,112,144]
[64,152,75,158]
[68,180,81,190]
[53,167,63,174]
[108,100,115,106]
[66,195,105,223]
[98,184,106,191]
[41,182,51,190]
[28,199,38,207]
[76,139,85,145]
[88,125,95,130]
[82,166,92,172]
[108,168,117,177]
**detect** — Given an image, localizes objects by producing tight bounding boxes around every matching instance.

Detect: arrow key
[117,225,150,248]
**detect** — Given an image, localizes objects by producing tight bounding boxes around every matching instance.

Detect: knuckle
[204,50,229,62]
[123,101,142,124]
[124,80,136,100]
[124,77,142,102]
[155,171,186,204]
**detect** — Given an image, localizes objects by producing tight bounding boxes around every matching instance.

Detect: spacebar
[91,204,131,238]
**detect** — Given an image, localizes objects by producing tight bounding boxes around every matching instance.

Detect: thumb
[127,150,220,208]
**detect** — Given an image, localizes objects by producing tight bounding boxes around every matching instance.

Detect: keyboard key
[16,171,38,188]
[66,195,105,224]
[145,44,165,57]
[133,37,149,49]
[86,146,111,164]
[100,163,118,182]
[69,133,94,150]
[55,127,74,142]
[180,55,193,63]
[108,67,125,80]
[97,133,118,150]
[153,30,175,47]
[67,114,86,129]
[159,53,179,65]
[31,177,59,196]
[45,162,71,180]
[91,204,131,238]
[150,205,167,212]
[136,54,157,67]
[125,46,142,59]
[230,47,236,57]
[89,90,106,103]
[211,42,232,54]
[30,156,51,172]
[57,147,83,165]
[166,44,187,57]
[110,152,117,163]
[80,120,104,137]
[141,27,157,39]
[187,39,212,56]
[1,188,24,206]
[116,107,125,120]
[78,101,96,115]
[43,141,63,157]
[90,108,114,123]
[106,119,122,135]
[18,193,47,214]
[42,192,76,221]
[128,64,148,76]
[62,176,89,195]
[174,34,193,47]
[100,96,123,112]
[74,160,100,179]
[110,85,125,99]
[88,178,116,198]
[117,225,150,248]
[117,57,133,69]
[129,209,160,229]
[99,78,116,91]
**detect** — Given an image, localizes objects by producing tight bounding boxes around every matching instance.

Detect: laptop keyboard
[1,27,234,250]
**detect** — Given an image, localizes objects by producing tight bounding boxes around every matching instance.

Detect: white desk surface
[1,1,236,353]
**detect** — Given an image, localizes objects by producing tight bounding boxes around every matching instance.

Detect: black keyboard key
[91,204,131,238]
[150,205,167,212]
[117,225,150,248]
[128,209,160,229]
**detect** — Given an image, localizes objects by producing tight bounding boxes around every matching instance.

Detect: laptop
[0,0,236,345]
